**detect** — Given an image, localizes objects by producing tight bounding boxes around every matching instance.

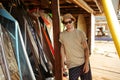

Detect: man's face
[63,18,74,29]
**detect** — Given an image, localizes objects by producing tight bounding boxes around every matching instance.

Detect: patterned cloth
[69,63,92,80]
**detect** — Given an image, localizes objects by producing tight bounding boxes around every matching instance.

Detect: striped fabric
[69,63,92,80]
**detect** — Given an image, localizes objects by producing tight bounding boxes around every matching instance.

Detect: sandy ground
[90,41,120,80]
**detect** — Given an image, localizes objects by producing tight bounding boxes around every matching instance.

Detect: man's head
[62,13,76,24]
[62,13,76,31]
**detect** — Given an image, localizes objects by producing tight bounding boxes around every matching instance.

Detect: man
[59,13,92,80]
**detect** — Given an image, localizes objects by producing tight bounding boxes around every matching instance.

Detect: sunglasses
[63,20,73,25]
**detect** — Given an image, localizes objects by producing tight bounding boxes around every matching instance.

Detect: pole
[102,0,120,57]
[51,0,63,80]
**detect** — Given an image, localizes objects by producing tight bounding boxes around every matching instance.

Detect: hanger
[0,2,4,9]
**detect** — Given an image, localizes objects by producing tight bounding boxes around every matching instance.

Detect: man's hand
[83,63,89,73]
[63,65,68,77]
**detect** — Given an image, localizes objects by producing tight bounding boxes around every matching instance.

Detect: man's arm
[60,44,66,70]
[82,41,90,73]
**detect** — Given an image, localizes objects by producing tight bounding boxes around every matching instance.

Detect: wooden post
[51,0,63,80]
[90,14,95,54]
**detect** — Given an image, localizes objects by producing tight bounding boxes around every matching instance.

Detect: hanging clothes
[0,24,20,80]
[27,10,54,79]
[0,4,36,80]
[11,6,54,79]
[0,2,55,79]
[39,16,55,56]
[28,12,54,63]
[7,5,45,79]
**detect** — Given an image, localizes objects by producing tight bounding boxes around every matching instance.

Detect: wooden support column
[90,14,95,54]
[51,0,63,80]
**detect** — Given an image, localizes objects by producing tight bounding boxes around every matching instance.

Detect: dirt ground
[90,41,120,80]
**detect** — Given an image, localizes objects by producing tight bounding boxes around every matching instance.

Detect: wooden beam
[60,8,88,14]
[51,0,63,80]
[93,0,103,13]
[70,0,95,14]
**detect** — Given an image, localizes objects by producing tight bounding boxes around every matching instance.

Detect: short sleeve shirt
[59,29,87,69]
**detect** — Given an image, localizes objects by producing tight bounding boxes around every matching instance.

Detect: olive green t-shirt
[59,29,87,69]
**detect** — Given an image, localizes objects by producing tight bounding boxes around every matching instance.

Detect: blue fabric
[0,8,35,80]
[0,9,16,21]
[0,8,22,80]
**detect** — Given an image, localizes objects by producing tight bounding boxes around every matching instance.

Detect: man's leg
[80,64,92,80]
[69,64,84,80]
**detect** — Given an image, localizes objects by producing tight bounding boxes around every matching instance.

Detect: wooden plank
[51,0,63,80]
[70,0,95,14]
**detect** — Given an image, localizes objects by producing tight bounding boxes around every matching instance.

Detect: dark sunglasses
[63,20,73,25]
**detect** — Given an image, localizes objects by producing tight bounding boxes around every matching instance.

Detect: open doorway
[90,16,120,80]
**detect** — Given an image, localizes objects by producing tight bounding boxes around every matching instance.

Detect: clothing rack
[0,2,54,80]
